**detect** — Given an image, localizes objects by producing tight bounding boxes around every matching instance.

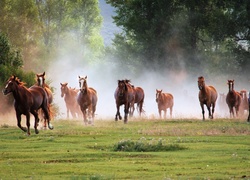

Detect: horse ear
[85,76,87,79]
[78,76,81,79]
[60,83,62,86]
[65,83,68,86]
[43,72,45,76]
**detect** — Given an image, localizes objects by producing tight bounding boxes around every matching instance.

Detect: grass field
[0,118,249,179]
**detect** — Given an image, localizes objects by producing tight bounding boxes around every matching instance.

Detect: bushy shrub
[113,138,186,152]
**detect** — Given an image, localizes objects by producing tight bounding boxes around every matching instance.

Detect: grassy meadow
[0,118,249,179]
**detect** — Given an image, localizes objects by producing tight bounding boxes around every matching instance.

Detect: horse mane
[10,76,26,87]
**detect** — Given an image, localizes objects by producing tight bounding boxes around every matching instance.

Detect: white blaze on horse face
[79,78,84,90]
[39,77,43,86]
[5,81,11,89]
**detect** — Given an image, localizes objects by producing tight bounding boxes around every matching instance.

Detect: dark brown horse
[226,80,242,118]
[77,76,98,125]
[114,79,135,123]
[36,72,53,127]
[155,89,174,119]
[2,76,53,135]
[60,82,81,119]
[198,76,218,120]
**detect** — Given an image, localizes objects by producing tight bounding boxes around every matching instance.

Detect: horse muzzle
[198,86,203,90]
[2,89,9,95]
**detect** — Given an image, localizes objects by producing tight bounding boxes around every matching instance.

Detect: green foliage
[107,0,250,75]
[113,138,186,152]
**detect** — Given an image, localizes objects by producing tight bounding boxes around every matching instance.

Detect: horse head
[60,82,68,97]
[79,75,88,93]
[156,89,163,103]
[197,76,205,90]
[3,75,23,95]
[36,72,46,87]
[227,80,234,92]
[117,80,127,97]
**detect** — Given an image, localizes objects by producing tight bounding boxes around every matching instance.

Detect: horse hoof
[35,129,39,134]
[48,124,54,130]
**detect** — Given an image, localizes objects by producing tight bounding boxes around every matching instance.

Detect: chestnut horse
[60,82,81,119]
[198,76,218,120]
[77,76,97,125]
[155,89,174,119]
[226,80,242,118]
[2,76,53,135]
[114,79,135,123]
[36,72,53,127]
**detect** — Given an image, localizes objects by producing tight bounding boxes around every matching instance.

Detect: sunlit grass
[0,118,249,179]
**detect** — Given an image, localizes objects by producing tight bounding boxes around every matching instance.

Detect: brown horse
[60,82,81,119]
[114,79,135,123]
[2,75,53,135]
[226,80,242,118]
[77,76,98,125]
[198,76,218,120]
[132,86,145,116]
[36,72,53,127]
[155,89,174,119]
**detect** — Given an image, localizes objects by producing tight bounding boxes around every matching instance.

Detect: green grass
[0,118,249,179]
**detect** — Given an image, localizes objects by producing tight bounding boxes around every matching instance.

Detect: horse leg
[200,103,205,120]
[211,103,215,119]
[248,105,250,122]
[124,103,129,124]
[31,110,39,134]
[164,109,167,119]
[170,107,173,119]
[81,108,88,125]
[115,104,122,121]
[158,109,162,119]
[42,106,53,130]
[25,113,31,135]
[206,105,212,119]
[16,112,27,133]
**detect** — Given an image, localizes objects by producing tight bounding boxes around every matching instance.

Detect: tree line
[0,1,250,87]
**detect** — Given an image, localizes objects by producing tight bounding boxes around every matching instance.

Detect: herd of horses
[2,74,250,135]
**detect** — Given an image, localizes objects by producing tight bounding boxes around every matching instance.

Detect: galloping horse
[198,76,218,120]
[2,76,53,135]
[226,80,242,118]
[77,76,97,125]
[36,72,53,127]
[155,89,174,119]
[60,82,81,119]
[114,79,135,123]
[123,80,145,117]
[132,86,145,116]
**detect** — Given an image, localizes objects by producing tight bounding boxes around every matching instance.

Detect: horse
[155,89,174,119]
[60,82,81,119]
[114,79,135,123]
[198,76,218,120]
[132,86,145,116]
[2,75,53,135]
[239,90,249,117]
[226,80,242,118]
[77,76,98,125]
[36,72,53,128]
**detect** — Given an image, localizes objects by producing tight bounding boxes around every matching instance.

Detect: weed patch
[113,138,186,152]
